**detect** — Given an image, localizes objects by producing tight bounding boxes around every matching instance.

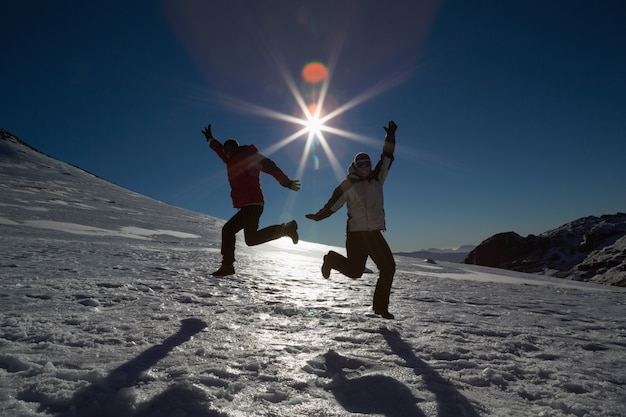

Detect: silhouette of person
[306,121,397,319]
[202,124,300,276]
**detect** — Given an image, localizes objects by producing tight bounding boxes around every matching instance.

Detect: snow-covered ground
[1,134,625,417]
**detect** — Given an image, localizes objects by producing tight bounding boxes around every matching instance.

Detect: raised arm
[201,124,228,162]
[382,120,397,158]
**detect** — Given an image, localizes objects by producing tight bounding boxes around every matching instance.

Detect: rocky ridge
[465,213,626,286]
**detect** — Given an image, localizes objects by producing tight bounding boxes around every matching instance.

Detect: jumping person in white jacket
[306,121,397,319]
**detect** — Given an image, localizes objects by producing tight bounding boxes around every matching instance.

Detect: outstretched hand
[305,213,319,221]
[384,120,397,135]
[201,124,214,141]
[287,179,301,192]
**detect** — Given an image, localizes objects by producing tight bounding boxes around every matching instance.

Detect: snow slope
[1,131,625,416]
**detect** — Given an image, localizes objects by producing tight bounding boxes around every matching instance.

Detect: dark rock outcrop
[465,213,626,286]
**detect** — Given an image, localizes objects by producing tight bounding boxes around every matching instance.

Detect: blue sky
[2,0,625,252]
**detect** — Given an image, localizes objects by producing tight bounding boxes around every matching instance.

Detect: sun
[305,114,322,137]
[304,104,323,137]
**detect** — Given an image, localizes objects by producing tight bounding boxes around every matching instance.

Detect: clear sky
[2,0,625,252]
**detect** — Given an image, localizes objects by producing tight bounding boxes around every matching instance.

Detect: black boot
[373,308,395,320]
[211,263,235,277]
[321,254,331,279]
[284,220,299,244]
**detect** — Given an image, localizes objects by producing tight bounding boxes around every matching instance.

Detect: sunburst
[218,51,412,183]
[303,104,323,138]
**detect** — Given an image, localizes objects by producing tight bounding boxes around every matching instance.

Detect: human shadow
[380,327,482,417]
[322,349,427,417]
[52,318,223,417]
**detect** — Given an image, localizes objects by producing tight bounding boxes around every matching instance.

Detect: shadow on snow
[322,328,481,417]
[40,318,226,417]
[380,327,482,417]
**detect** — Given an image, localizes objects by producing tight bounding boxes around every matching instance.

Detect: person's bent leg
[327,231,368,279]
[242,205,298,245]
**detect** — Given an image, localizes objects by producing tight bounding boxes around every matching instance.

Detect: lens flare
[302,62,328,84]
[310,154,319,170]
[307,103,320,116]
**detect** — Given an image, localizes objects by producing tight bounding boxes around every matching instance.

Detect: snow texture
[1,131,625,416]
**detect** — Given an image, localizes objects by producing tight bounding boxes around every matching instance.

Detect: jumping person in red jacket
[202,124,301,276]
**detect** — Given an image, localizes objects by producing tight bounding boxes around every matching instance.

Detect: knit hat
[223,139,239,154]
[354,152,370,163]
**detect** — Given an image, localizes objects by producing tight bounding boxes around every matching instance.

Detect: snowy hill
[465,215,626,287]
[1,129,625,417]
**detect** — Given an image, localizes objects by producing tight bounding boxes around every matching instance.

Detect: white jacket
[330,157,392,232]
[309,131,395,232]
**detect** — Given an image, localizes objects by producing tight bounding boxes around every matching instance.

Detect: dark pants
[221,205,286,264]
[325,230,396,311]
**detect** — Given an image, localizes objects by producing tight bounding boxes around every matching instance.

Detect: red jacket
[210,139,290,208]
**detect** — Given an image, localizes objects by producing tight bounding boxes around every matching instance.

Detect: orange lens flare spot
[301,62,328,84]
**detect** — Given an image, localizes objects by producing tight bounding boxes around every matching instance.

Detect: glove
[305,213,320,221]
[285,179,301,191]
[201,124,214,142]
[384,120,397,135]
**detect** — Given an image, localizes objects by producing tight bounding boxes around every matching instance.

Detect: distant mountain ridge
[395,246,475,263]
[465,214,626,287]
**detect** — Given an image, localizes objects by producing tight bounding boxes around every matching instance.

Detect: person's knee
[243,234,255,246]
[345,269,363,279]
[222,224,237,236]
[345,262,367,278]
[379,262,396,281]
[382,267,396,280]
[384,257,396,273]
[243,230,264,246]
